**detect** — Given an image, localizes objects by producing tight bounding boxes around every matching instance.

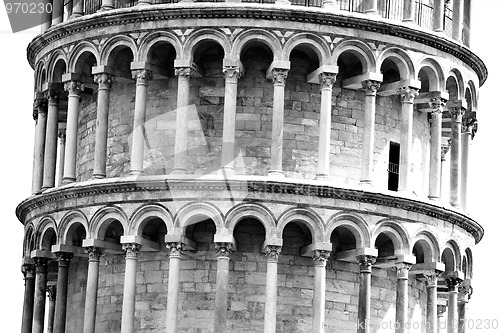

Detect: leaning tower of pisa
[17,0,485,332]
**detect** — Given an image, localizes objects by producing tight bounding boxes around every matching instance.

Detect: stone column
[32,257,49,333]
[452,0,464,42]
[360,80,381,185]
[57,127,66,186]
[269,68,288,177]
[52,0,63,25]
[356,255,376,333]
[449,107,465,208]
[428,98,445,200]
[100,0,114,10]
[458,283,472,333]
[137,0,152,5]
[213,242,232,333]
[46,285,57,333]
[363,0,378,14]
[403,0,416,22]
[42,89,59,190]
[312,250,330,333]
[53,252,73,333]
[40,0,53,32]
[445,277,461,333]
[264,245,281,333]
[172,67,192,174]
[433,0,446,32]
[317,73,336,179]
[395,263,412,333]
[397,87,419,194]
[70,0,83,18]
[129,69,153,175]
[166,242,183,333]
[92,72,114,179]
[21,264,36,333]
[121,243,141,333]
[221,66,241,176]
[32,97,48,194]
[460,119,475,210]
[83,247,103,333]
[62,80,85,183]
[424,270,441,333]
[437,305,447,333]
[440,143,450,195]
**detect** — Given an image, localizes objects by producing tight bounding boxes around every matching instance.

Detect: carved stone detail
[449,107,465,122]
[223,66,242,83]
[131,69,154,83]
[361,80,381,95]
[397,86,419,103]
[58,128,67,140]
[458,284,473,302]
[445,277,461,291]
[272,68,288,85]
[94,72,115,90]
[357,255,377,273]
[312,249,331,262]
[265,245,281,262]
[21,263,35,280]
[396,262,412,279]
[215,242,233,257]
[86,247,103,262]
[34,257,49,272]
[44,89,60,102]
[55,252,73,267]
[319,72,337,90]
[429,97,446,114]
[437,304,447,317]
[167,242,184,257]
[174,67,193,77]
[123,243,141,259]
[47,285,57,301]
[64,81,85,95]
[423,270,441,287]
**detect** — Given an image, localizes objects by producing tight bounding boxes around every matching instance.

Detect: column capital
[174,66,194,77]
[44,89,60,102]
[397,86,420,104]
[395,262,412,279]
[21,263,36,279]
[264,245,281,262]
[462,116,477,135]
[58,128,66,140]
[47,285,57,301]
[122,243,141,259]
[55,252,73,267]
[64,81,85,95]
[33,256,49,270]
[449,107,465,122]
[166,242,183,257]
[356,254,377,272]
[429,97,447,115]
[319,72,337,90]
[361,79,381,95]
[222,65,243,83]
[85,247,103,262]
[215,242,233,257]
[441,140,451,161]
[33,97,48,119]
[271,68,288,85]
[458,281,473,303]
[94,72,115,90]
[437,304,447,317]
[131,69,154,84]
[445,276,462,291]
[423,269,442,287]
[312,249,331,264]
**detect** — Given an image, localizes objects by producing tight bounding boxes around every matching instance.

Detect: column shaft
[317,73,336,178]
[312,250,330,333]
[433,0,445,32]
[53,253,73,333]
[221,66,241,175]
[92,73,114,178]
[424,271,440,333]
[397,87,419,194]
[21,264,36,333]
[429,101,444,200]
[269,69,288,177]
[40,0,53,32]
[62,81,84,183]
[47,286,57,333]
[395,263,411,333]
[360,80,380,184]
[100,0,114,10]
[121,244,141,333]
[71,0,83,17]
[446,279,460,333]
[83,247,103,333]
[460,121,474,210]
[213,243,232,333]
[32,258,49,333]
[52,0,63,25]
[42,90,59,190]
[57,129,66,186]
[166,243,183,333]
[403,0,416,22]
[458,303,467,333]
[173,68,192,174]
[452,0,464,41]
[130,69,153,175]
[32,99,48,194]
[357,255,376,333]
[449,108,464,207]
[264,246,280,333]
[364,0,377,14]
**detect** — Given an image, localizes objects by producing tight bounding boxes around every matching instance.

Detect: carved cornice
[25,6,487,86]
[15,178,484,243]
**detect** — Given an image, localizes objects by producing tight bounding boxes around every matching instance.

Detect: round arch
[174,201,225,232]
[326,212,370,248]
[35,61,47,91]
[68,41,99,73]
[332,39,376,73]
[378,47,416,80]
[225,203,277,238]
[466,80,478,111]
[465,247,473,279]
[89,205,128,240]
[283,33,332,65]
[24,224,35,257]
[231,29,283,61]
[372,220,411,255]
[100,35,137,67]
[446,68,465,99]
[128,203,174,235]
[441,240,461,271]
[417,58,446,92]
[276,207,326,242]
[47,50,68,82]
[58,210,90,244]
[181,29,230,63]
[35,216,58,250]
[137,32,181,61]
[411,230,441,262]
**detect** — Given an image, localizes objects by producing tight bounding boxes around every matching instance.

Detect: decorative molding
[361,80,381,95]
[21,263,36,280]
[94,73,115,90]
[398,86,420,104]
[122,243,141,259]
[86,246,104,262]
[429,98,446,115]
[319,73,337,90]
[423,270,441,287]
[131,69,153,83]
[64,81,85,95]
[265,245,281,262]
[215,242,233,257]
[449,107,465,122]
[272,68,288,85]
[174,67,193,77]
[166,242,183,257]
[312,249,331,262]
[55,251,73,267]
[357,255,377,272]
[223,66,242,83]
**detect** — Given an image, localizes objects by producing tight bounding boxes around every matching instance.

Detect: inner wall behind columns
[73,47,430,194]
[64,219,427,333]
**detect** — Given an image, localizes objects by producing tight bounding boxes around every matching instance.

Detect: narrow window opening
[388,142,400,191]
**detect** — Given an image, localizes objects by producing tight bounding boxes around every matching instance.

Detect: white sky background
[0,1,498,331]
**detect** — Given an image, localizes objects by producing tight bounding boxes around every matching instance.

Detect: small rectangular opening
[388,142,400,191]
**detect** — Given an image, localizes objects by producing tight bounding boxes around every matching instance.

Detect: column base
[316,173,330,181]
[170,168,187,176]
[428,195,440,201]
[137,0,152,5]
[363,10,378,15]
[91,173,106,179]
[41,186,54,192]
[61,177,76,184]
[69,12,83,19]
[359,179,372,186]
[403,18,415,23]
[397,188,414,196]
[268,170,285,178]
[97,6,114,12]
[129,170,143,176]
[275,0,291,5]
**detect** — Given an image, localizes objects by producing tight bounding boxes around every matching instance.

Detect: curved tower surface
[17,0,486,332]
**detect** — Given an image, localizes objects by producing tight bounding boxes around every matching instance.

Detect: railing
[388,162,399,175]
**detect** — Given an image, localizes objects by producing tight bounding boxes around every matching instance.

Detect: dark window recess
[388,142,400,191]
